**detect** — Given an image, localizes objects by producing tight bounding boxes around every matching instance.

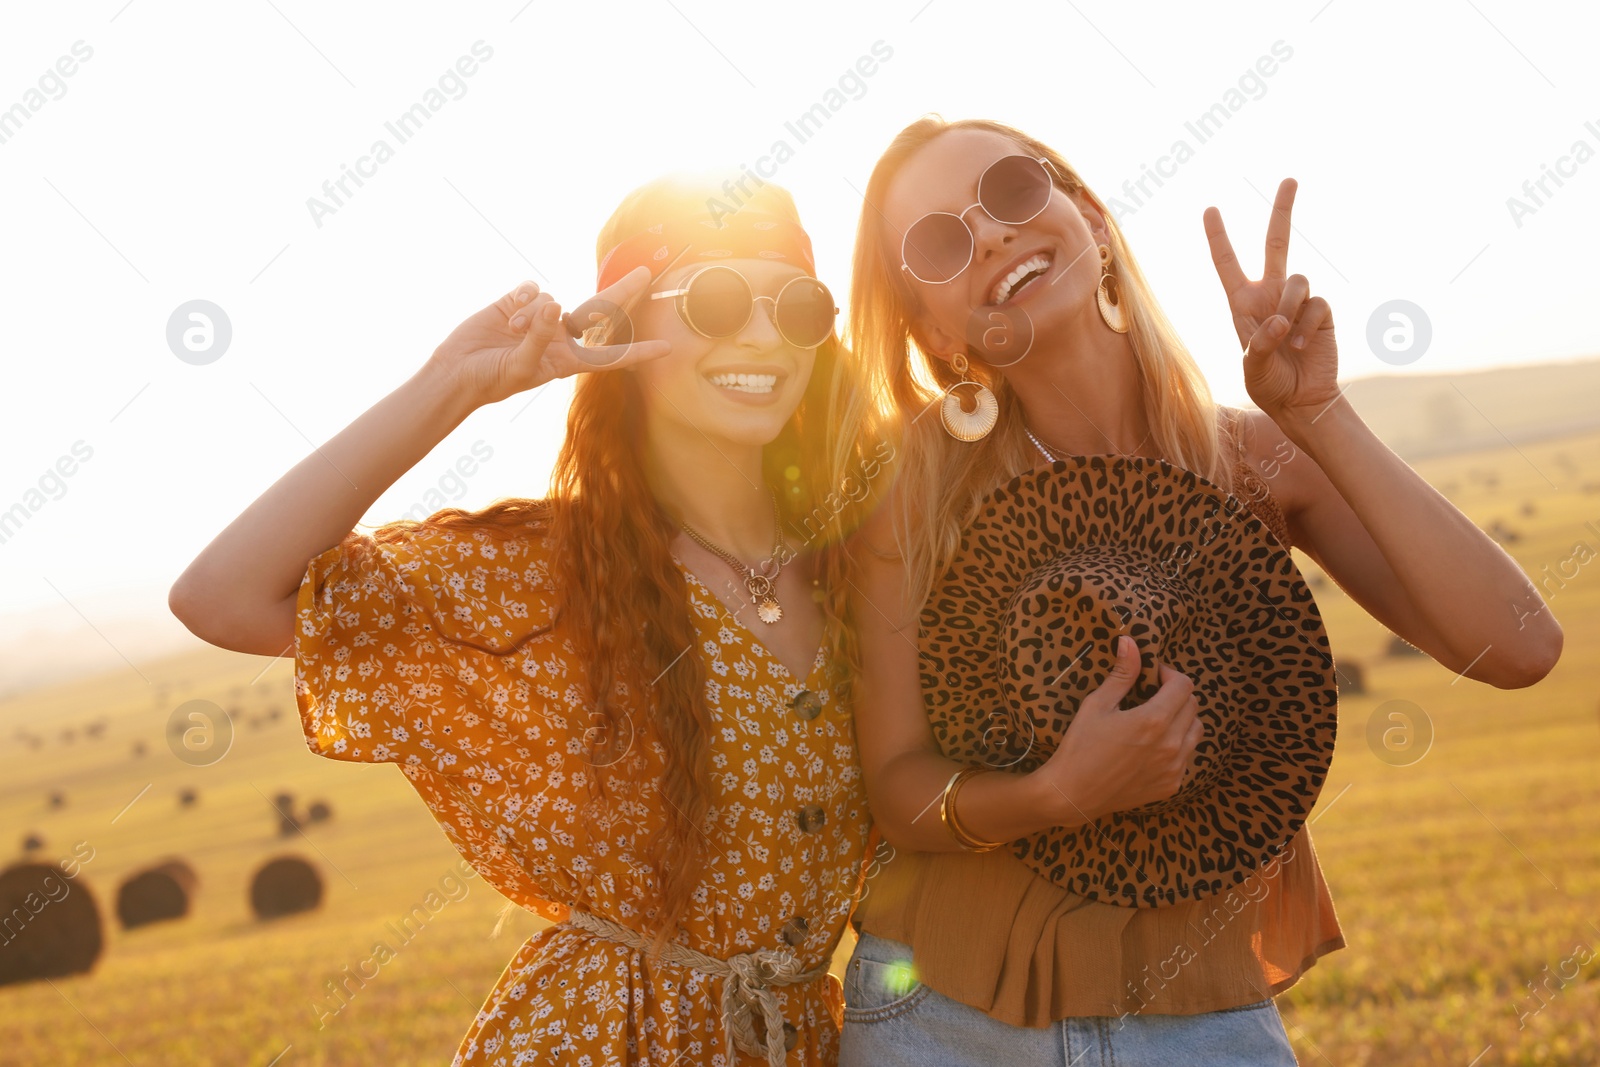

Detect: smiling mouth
[987,252,1054,306]
[706,372,780,394]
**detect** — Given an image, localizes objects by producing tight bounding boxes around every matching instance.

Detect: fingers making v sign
[1203,178,1342,425]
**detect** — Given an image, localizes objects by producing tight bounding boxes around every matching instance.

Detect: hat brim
[919,455,1338,908]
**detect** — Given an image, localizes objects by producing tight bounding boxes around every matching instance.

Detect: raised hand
[1203,179,1341,425]
[428,265,671,409]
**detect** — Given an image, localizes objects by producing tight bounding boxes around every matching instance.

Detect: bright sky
[2,1,1598,654]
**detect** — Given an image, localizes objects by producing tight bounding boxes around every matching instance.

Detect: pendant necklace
[679,489,790,624]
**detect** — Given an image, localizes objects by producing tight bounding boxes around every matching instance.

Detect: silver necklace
[1026,426,1153,464]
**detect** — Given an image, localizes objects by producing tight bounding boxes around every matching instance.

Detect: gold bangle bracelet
[937,768,967,846]
[948,768,1007,851]
[940,766,1007,852]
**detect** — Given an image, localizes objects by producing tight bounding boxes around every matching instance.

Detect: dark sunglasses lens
[980,155,1052,224]
[685,267,752,336]
[903,212,973,283]
[776,279,836,348]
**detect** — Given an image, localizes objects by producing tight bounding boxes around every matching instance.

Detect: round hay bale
[249,856,322,920]
[47,792,66,810]
[178,788,198,808]
[1486,519,1521,545]
[1334,659,1367,696]
[305,800,333,825]
[116,860,197,930]
[0,862,103,987]
[271,791,295,815]
[130,740,146,757]
[1386,634,1426,658]
[277,812,302,838]
[21,832,45,853]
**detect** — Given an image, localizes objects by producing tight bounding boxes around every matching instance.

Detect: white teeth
[707,372,778,394]
[990,253,1052,305]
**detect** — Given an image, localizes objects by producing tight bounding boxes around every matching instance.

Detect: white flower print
[294,526,867,1066]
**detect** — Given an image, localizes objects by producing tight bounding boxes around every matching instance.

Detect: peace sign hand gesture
[1203,178,1341,427]
[429,265,671,411]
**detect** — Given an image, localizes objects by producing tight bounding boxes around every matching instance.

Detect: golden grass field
[1,427,1597,1066]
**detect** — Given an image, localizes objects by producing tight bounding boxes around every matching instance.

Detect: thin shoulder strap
[1222,406,1248,467]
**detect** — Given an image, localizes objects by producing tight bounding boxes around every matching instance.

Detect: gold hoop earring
[1096,243,1130,334]
[940,352,999,442]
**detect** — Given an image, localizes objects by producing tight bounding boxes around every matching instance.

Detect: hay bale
[84,720,107,739]
[130,740,146,757]
[1335,660,1367,696]
[178,788,198,808]
[21,833,45,853]
[304,800,333,825]
[1386,634,1425,657]
[270,791,300,836]
[0,862,103,987]
[116,860,197,930]
[1486,519,1521,545]
[47,792,66,810]
[249,856,322,920]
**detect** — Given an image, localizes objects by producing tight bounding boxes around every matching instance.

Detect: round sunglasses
[900,154,1062,285]
[649,265,838,350]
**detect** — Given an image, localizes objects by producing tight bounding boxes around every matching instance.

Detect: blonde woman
[836,116,1562,1064]
[171,173,878,1066]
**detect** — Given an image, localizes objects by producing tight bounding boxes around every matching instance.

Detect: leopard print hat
[918,454,1339,908]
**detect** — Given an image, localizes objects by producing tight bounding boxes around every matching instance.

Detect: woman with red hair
[171,172,878,1066]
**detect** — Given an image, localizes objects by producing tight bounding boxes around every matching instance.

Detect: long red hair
[359,173,878,950]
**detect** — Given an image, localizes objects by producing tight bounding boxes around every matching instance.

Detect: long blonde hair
[846,116,1240,618]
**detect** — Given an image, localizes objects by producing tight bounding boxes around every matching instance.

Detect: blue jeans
[839,932,1299,1067]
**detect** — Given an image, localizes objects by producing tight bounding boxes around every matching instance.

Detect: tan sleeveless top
[853,434,1346,1025]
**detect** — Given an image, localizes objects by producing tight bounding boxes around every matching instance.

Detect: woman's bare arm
[169,269,670,659]
[1203,179,1561,689]
[1249,404,1562,688]
[168,359,477,658]
[848,497,1203,852]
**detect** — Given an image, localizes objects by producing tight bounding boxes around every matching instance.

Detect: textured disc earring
[940,352,999,441]
[1096,243,1130,334]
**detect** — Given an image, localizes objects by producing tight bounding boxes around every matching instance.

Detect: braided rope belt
[566,908,826,1066]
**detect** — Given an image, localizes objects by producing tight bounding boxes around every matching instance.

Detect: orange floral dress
[293,520,871,1065]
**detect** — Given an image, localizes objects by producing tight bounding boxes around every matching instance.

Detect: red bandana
[595,212,818,292]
